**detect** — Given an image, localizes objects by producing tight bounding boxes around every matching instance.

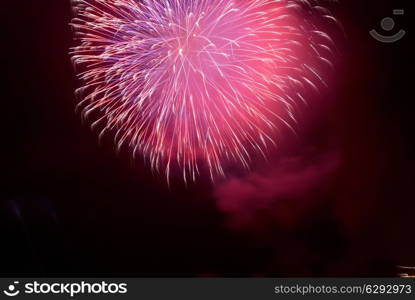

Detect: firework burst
[70,0,337,183]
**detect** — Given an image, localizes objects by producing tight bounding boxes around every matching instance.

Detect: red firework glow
[70,0,337,183]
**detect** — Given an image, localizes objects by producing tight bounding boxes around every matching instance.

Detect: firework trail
[70,0,337,183]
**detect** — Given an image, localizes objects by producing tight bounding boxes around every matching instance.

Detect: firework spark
[70,0,337,183]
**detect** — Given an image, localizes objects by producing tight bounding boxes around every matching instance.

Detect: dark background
[2,0,413,277]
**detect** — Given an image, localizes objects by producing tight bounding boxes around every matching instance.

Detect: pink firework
[70,0,337,183]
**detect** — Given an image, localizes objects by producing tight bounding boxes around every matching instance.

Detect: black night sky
[3,0,413,277]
